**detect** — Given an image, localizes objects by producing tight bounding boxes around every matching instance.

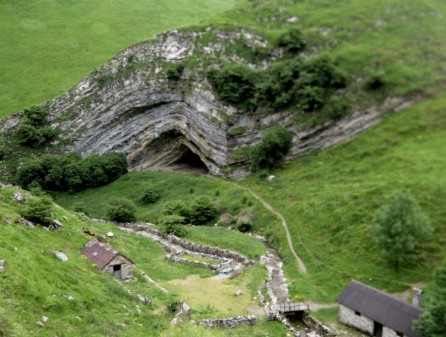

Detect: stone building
[81,240,134,280]
[337,281,422,337]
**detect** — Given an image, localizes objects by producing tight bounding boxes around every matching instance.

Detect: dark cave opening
[168,146,209,174]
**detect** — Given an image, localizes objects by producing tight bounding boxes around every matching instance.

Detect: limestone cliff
[1,28,413,178]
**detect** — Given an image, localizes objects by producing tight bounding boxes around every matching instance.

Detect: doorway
[373,321,383,337]
[113,264,122,279]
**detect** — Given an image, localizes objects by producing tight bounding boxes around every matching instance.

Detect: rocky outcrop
[0,27,414,178]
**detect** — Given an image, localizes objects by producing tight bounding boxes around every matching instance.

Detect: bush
[276,28,306,53]
[166,63,185,81]
[251,126,293,171]
[139,188,161,205]
[162,200,191,222]
[207,64,259,110]
[237,221,253,233]
[159,215,187,237]
[21,196,53,226]
[15,152,128,192]
[189,196,218,226]
[15,105,57,147]
[105,198,137,223]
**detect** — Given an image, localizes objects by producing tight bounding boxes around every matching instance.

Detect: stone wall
[103,254,134,280]
[339,304,374,335]
[198,315,256,328]
[304,314,336,337]
[383,326,406,337]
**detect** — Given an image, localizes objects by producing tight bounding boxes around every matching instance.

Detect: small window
[396,332,403,337]
[354,310,361,316]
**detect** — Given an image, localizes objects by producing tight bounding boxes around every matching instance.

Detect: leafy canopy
[371,190,432,270]
[413,260,446,337]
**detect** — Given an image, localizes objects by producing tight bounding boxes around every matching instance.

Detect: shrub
[15,105,57,147]
[207,64,259,110]
[21,196,53,226]
[162,200,191,222]
[23,105,49,125]
[276,28,306,53]
[237,221,253,233]
[251,126,293,171]
[105,198,137,223]
[160,215,187,237]
[166,63,185,81]
[189,196,218,226]
[140,188,161,205]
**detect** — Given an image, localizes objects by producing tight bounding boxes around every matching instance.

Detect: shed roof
[337,280,422,337]
[81,240,128,269]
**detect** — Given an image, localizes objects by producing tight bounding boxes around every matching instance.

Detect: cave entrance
[167,145,209,175]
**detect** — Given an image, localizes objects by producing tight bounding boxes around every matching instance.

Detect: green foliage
[14,105,57,148]
[21,195,53,226]
[139,188,162,205]
[414,260,446,337]
[105,198,137,223]
[251,126,293,171]
[15,152,128,192]
[237,221,253,233]
[207,64,258,110]
[208,55,347,118]
[276,27,306,53]
[162,200,191,222]
[160,215,188,237]
[371,190,432,270]
[166,63,185,81]
[189,196,218,226]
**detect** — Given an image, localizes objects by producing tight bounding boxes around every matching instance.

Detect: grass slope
[0,0,239,117]
[245,95,446,302]
[0,187,287,336]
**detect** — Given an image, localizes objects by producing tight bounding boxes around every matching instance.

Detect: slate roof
[81,240,124,269]
[337,280,422,337]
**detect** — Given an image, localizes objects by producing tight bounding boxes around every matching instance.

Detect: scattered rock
[0,259,4,274]
[286,16,299,23]
[54,251,68,262]
[12,192,25,203]
[21,219,35,228]
[235,290,243,297]
[36,321,45,327]
[106,231,114,238]
[136,294,151,306]
[171,301,192,325]
[67,295,74,301]
[41,316,49,323]
[49,220,63,231]
[267,175,276,182]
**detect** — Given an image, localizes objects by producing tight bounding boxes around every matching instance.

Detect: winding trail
[217,178,307,275]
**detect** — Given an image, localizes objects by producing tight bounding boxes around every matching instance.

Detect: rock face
[1,28,414,178]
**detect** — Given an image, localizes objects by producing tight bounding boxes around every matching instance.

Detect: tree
[189,196,217,226]
[21,196,53,226]
[105,198,137,223]
[371,190,432,270]
[413,260,446,337]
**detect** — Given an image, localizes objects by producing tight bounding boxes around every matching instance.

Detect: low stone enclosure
[117,222,335,336]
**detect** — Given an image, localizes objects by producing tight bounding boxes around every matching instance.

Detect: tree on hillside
[371,190,432,270]
[413,260,446,337]
[251,126,293,171]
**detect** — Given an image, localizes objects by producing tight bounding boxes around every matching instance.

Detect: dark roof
[81,240,123,269]
[337,280,422,337]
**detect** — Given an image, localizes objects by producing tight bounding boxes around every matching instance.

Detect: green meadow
[0,0,239,117]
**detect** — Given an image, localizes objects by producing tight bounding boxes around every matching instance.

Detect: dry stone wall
[198,315,256,328]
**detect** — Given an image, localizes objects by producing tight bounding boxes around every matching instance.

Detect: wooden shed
[337,280,422,337]
[81,240,134,280]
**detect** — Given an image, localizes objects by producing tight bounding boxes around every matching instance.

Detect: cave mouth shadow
[167,145,209,175]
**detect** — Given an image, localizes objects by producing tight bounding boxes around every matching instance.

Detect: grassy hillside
[0,187,289,336]
[245,95,446,302]
[212,0,446,101]
[0,0,239,117]
[56,95,446,304]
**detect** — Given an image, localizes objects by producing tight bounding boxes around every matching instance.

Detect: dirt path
[218,178,307,275]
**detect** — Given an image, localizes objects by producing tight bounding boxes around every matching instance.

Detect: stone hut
[337,280,422,337]
[81,240,134,280]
